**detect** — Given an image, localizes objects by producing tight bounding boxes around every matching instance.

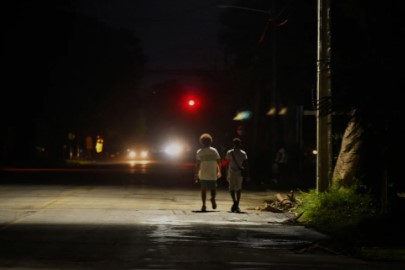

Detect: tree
[330,1,404,207]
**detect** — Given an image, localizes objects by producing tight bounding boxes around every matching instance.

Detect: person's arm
[224,151,230,170]
[217,160,222,179]
[243,156,251,181]
[222,157,230,170]
[195,160,200,183]
[243,159,249,172]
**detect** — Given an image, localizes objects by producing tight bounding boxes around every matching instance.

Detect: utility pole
[316,0,332,192]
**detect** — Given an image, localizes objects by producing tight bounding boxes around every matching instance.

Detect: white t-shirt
[196,147,221,180]
[226,148,248,174]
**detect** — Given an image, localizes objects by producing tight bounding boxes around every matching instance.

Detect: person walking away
[273,142,289,185]
[225,138,249,213]
[195,133,221,212]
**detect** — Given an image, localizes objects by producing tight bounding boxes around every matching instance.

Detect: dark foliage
[331,0,405,193]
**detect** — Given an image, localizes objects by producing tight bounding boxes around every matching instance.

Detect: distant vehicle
[124,136,195,163]
[125,145,151,161]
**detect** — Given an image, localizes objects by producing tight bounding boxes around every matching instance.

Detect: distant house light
[266,107,276,116]
[95,136,104,153]
[278,107,288,115]
[266,107,288,116]
[233,111,252,121]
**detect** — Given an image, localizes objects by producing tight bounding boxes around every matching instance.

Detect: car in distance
[125,145,151,161]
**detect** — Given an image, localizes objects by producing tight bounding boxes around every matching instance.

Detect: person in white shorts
[225,138,249,213]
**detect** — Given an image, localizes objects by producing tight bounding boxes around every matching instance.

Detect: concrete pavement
[1,184,404,269]
[0,185,297,227]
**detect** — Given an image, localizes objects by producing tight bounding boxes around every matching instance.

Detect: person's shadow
[191,210,247,214]
[192,210,220,213]
[227,211,247,214]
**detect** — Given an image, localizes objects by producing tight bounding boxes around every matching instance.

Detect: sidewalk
[0,184,295,226]
[2,182,405,269]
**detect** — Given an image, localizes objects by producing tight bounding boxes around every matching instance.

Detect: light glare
[128,151,136,159]
[165,143,183,156]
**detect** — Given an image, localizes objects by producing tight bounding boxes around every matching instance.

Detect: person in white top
[225,138,249,213]
[195,133,221,212]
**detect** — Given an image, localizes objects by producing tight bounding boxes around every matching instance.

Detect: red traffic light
[184,96,200,110]
[187,99,196,107]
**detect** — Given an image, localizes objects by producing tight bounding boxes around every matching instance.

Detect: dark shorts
[200,180,217,189]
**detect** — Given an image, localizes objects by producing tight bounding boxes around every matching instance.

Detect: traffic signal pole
[316,0,332,192]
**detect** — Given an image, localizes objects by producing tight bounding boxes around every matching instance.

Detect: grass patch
[293,182,405,262]
[294,181,376,239]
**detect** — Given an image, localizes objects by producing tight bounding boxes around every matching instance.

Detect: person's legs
[230,190,236,212]
[201,186,207,211]
[229,174,243,212]
[234,189,242,212]
[230,190,236,201]
[210,188,217,209]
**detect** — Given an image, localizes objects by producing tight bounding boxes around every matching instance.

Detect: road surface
[0,163,403,269]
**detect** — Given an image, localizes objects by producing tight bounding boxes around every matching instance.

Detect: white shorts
[227,172,243,191]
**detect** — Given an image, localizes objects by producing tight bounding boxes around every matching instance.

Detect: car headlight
[140,150,148,159]
[127,149,149,159]
[128,150,136,159]
[164,143,183,157]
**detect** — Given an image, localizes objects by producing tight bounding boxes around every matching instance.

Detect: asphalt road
[0,162,403,269]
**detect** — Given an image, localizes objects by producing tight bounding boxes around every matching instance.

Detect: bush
[294,181,377,237]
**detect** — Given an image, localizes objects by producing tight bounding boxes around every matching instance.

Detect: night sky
[72,0,233,87]
[73,0,230,68]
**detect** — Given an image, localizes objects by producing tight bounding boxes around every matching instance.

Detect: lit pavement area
[1,185,403,269]
[0,185,302,228]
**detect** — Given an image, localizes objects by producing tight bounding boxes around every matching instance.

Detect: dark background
[2,0,404,189]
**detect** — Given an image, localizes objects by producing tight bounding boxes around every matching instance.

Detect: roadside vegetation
[294,181,375,236]
[292,182,405,262]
